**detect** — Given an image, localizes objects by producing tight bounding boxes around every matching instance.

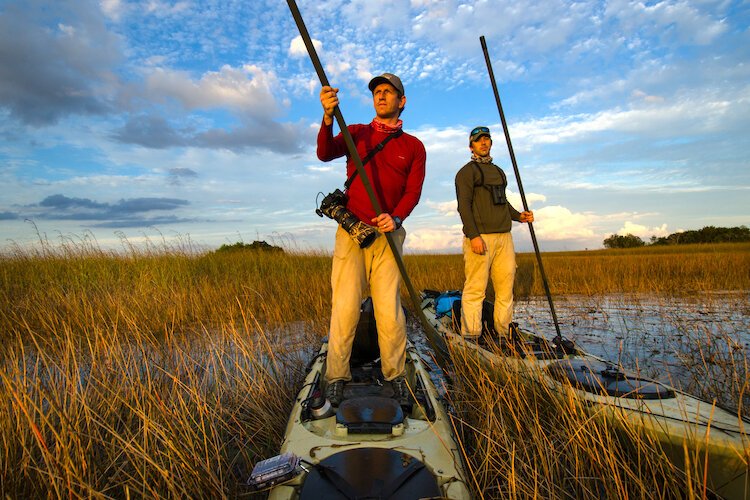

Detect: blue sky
[1,0,748,254]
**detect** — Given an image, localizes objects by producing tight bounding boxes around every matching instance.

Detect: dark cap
[368,73,405,96]
[469,126,491,144]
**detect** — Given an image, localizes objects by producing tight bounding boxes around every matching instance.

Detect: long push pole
[480,36,571,350]
[286,0,449,365]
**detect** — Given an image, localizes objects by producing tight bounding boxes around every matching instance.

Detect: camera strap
[471,160,506,189]
[344,129,404,189]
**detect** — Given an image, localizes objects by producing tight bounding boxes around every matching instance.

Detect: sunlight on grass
[1,237,747,497]
[445,340,749,499]
[406,242,750,297]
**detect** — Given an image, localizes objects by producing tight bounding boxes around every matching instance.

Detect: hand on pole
[372,213,397,233]
[520,211,534,223]
[320,86,339,125]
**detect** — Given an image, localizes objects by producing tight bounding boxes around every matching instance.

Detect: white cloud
[341,0,412,32]
[289,35,322,58]
[58,23,76,37]
[144,65,284,119]
[631,89,664,104]
[406,225,464,252]
[507,191,546,210]
[144,0,190,16]
[307,165,337,173]
[604,0,728,45]
[533,205,597,240]
[424,199,457,217]
[100,0,125,21]
[511,84,748,151]
[617,221,669,238]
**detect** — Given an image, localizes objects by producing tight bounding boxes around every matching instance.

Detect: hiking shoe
[325,380,345,407]
[391,376,412,410]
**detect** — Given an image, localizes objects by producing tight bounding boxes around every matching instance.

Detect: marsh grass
[0,244,333,344]
[661,309,750,413]
[1,315,316,498]
[445,344,743,499]
[406,242,750,297]
[1,238,748,497]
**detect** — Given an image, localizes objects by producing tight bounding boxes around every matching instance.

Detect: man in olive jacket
[455,126,534,339]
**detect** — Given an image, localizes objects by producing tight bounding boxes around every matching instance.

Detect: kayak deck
[262,299,472,499]
[421,289,749,500]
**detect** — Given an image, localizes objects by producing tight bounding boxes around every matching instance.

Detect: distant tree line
[603,225,750,249]
[214,240,283,253]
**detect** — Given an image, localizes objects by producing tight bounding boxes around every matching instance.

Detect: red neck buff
[371,118,403,134]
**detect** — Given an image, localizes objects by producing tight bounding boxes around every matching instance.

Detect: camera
[489,184,506,205]
[316,189,347,215]
[316,189,379,248]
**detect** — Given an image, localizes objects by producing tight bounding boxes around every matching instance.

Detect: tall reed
[445,343,742,499]
[1,310,318,497]
[406,242,750,297]
[1,241,333,497]
[1,238,747,497]
[0,247,333,344]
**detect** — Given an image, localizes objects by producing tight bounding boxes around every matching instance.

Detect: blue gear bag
[434,291,462,318]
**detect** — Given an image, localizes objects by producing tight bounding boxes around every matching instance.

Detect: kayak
[421,289,749,500]
[247,297,472,499]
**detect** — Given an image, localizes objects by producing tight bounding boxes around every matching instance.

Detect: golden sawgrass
[446,343,742,499]
[1,314,313,497]
[0,240,747,497]
[405,242,750,297]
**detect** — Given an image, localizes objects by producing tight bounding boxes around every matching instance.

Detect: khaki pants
[327,226,406,383]
[461,232,516,337]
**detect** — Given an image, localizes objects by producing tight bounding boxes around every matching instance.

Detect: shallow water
[510,292,749,389]
[411,291,749,404]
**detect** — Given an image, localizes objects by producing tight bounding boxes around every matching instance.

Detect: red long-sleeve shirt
[317,121,426,224]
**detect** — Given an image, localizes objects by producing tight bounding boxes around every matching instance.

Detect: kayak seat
[351,297,380,367]
[446,297,497,336]
[351,296,408,368]
[336,396,404,434]
[546,359,676,400]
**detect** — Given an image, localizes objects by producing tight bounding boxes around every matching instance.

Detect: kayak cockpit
[248,296,472,499]
[546,358,676,399]
[423,289,576,359]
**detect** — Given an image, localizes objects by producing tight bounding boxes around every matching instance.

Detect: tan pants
[327,226,406,383]
[461,232,516,337]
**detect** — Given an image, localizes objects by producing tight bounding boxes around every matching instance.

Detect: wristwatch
[392,216,402,229]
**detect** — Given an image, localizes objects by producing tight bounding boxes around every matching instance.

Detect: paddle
[479,36,574,353]
[286,0,450,366]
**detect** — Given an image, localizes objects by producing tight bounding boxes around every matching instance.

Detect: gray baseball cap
[469,126,491,143]
[368,73,404,95]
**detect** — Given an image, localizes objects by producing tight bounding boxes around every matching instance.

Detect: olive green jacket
[455,160,521,240]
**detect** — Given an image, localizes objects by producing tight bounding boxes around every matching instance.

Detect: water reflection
[509,292,749,393]
[408,292,749,410]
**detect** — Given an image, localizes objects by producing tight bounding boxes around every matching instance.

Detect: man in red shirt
[317,73,426,408]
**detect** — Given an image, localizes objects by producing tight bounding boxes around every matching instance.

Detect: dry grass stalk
[1,238,747,497]
[444,344,722,499]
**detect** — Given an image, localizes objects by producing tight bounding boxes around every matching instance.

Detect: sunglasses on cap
[471,126,490,136]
